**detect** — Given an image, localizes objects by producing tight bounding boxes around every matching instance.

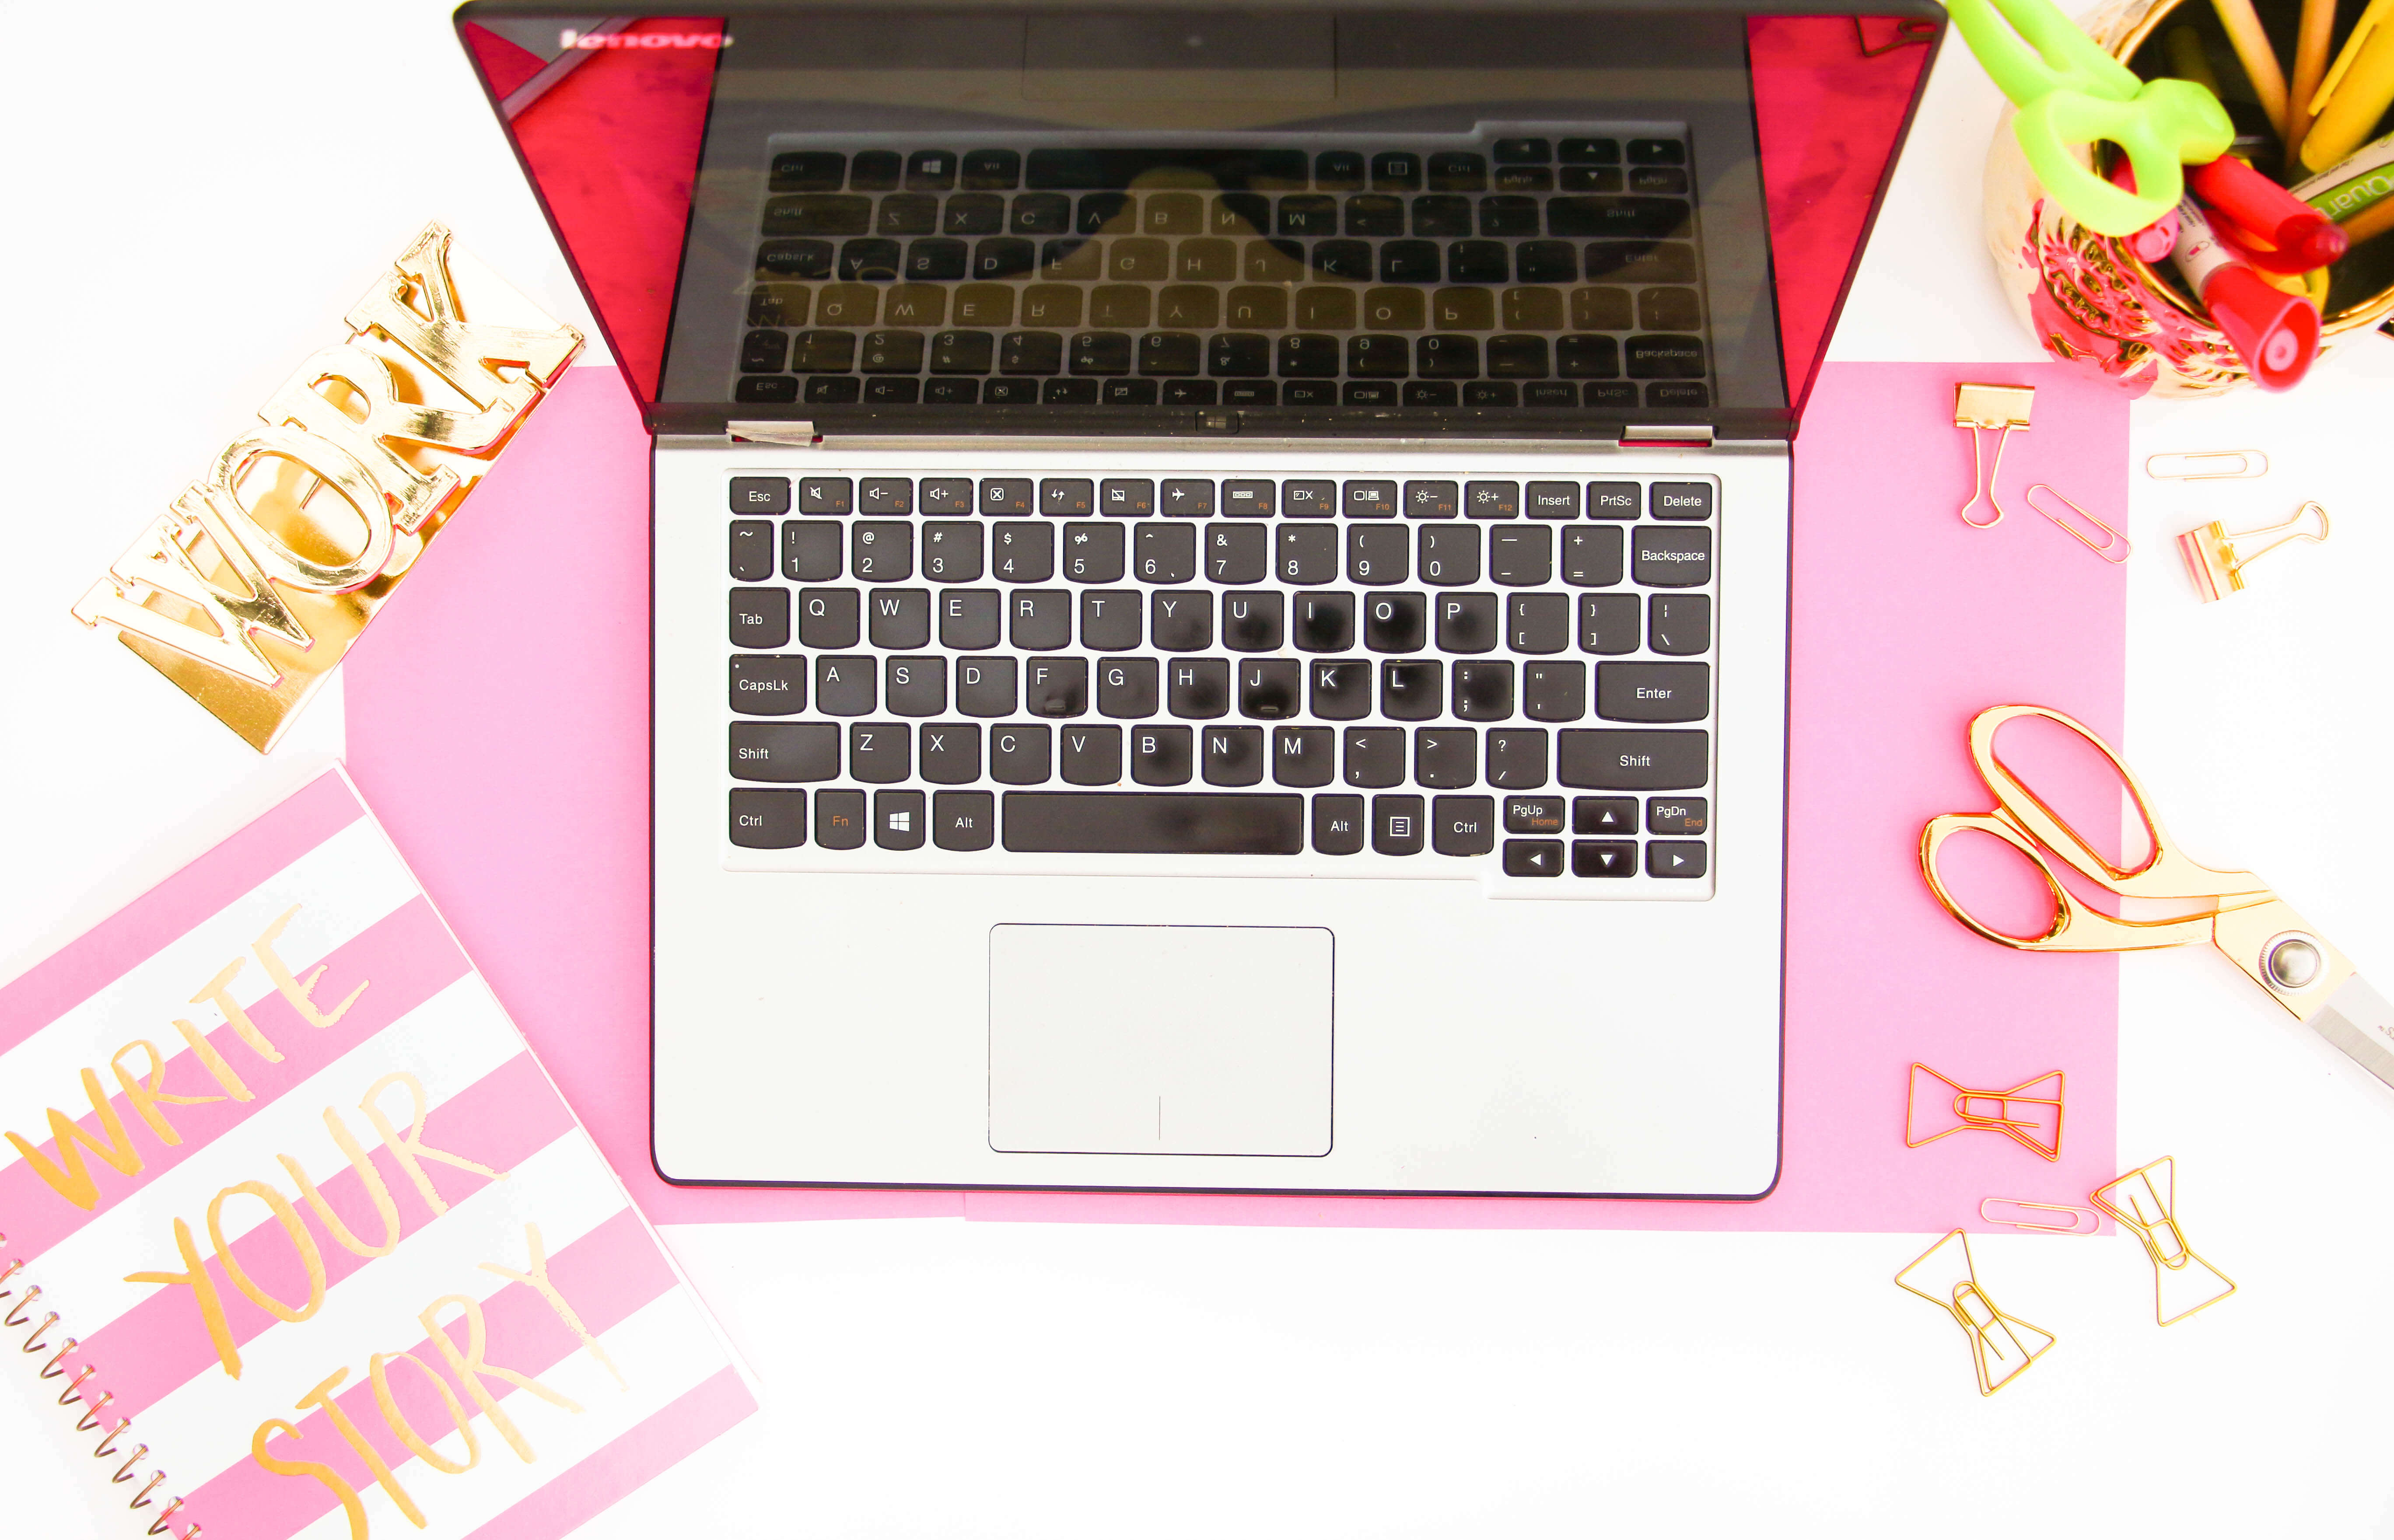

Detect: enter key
[1596,661,1710,723]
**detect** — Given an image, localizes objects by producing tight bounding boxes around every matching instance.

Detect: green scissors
[1947,0,2234,234]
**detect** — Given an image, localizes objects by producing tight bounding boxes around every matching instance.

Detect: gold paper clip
[1905,1063,2065,1161]
[2146,450,2269,480]
[1954,383,2034,529]
[1979,1197,2101,1234]
[2025,484,2132,563]
[2176,502,2329,602]
[1894,1230,2056,1396]
[2089,1157,2236,1325]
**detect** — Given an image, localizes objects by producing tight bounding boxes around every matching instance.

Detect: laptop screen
[456,3,1939,440]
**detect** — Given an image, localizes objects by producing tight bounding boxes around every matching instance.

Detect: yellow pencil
[2284,0,2340,168]
[2212,0,2293,135]
[2303,0,2394,171]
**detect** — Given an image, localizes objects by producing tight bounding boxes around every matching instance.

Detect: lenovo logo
[560,28,731,49]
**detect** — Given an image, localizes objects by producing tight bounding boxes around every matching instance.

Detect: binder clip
[2146,450,2268,480]
[1954,382,2035,528]
[2177,502,2330,602]
[1979,1197,2100,1233]
[1905,1063,2065,1161]
[2025,484,2131,564]
[2089,1156,2236,1325]
[1894,1230,2056,1396]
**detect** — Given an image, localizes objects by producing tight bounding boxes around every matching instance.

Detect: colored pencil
[2285,0,2341,168]
[2212,0,2294,134]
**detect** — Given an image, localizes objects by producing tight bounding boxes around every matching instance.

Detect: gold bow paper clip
[1894,1230,2056,1396]
[2089,1157,2236,1325]
[1904,1064,2065,1161]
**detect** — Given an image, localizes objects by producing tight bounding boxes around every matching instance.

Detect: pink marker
[2107,160,2180,262]
[2170,197,2321,390]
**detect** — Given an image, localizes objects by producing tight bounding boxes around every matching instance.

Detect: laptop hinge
[728,420,819,446]
[1620,424,1714,447]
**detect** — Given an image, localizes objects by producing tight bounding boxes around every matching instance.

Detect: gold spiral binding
[40,1337,81,1377]
[5,1281,44,1326]
[0,1233,197,1539]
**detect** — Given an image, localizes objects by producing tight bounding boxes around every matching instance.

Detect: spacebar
[1001,793,1305,855]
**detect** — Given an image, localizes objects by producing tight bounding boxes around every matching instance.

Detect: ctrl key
[729,789,805,849]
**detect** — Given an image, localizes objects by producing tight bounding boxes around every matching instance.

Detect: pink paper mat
[345,360,2126,1233]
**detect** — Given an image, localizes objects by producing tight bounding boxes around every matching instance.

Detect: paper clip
[1979,1197,2100,1234]
[2088,1156,2236,1326]
[2146,450,2268,480]
[2024,484,2132,563]
[1905,1063,2065,1161]
[1894,1230,2056,1396]
[2176,501,2330,602]
[1954,383,2035,529]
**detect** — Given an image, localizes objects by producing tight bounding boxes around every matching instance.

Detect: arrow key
[1572,839,1636,878]
[1504,839,1564,877]
[1646,840,1708,878]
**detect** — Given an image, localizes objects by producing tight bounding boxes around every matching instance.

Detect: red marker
[2187,155,2350,272]
[2170,197,2320,390]
[2106,160,2180,262]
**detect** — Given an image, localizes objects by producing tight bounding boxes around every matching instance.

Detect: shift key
[1597,661,1709,722]
[1558,729,1708,789]
[1632,525,1711,587]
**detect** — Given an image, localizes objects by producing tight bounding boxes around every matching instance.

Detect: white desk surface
[6,6,2394,1536]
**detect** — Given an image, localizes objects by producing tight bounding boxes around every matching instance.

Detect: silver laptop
[458,0,1938,1195]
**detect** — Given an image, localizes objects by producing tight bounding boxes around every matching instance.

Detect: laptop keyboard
[730,131,1711,411]
[723,468,1715,891]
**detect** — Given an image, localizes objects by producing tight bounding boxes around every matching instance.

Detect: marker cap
[2200,264,2322,388]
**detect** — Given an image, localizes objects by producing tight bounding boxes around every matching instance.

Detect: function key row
[735,376,1706,410]
[729,475,1712,520]
[729,786,1705,873]
[766,142,1685,196]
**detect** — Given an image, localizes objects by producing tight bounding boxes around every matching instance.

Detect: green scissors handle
[1947,0,2234,234]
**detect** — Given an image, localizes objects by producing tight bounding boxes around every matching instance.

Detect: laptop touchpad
[988,924,1332,1156]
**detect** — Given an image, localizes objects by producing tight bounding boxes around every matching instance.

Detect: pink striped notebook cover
[0,770,756,1540]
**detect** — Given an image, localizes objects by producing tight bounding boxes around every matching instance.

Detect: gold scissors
[1921,705,2394,1089]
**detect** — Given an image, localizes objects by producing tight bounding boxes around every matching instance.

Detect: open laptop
[456,0,1939,1196]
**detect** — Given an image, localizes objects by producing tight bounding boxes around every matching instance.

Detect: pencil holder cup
[1983,0,2394,395]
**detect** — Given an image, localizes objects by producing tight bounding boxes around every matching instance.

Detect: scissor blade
[2304,974,2394,1093]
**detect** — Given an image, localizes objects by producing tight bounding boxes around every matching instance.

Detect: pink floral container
[1982,0,2394,395]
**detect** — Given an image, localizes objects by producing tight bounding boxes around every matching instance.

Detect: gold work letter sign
[71,223,584,750]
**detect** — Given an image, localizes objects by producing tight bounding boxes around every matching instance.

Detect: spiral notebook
[0,769,756,1539]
